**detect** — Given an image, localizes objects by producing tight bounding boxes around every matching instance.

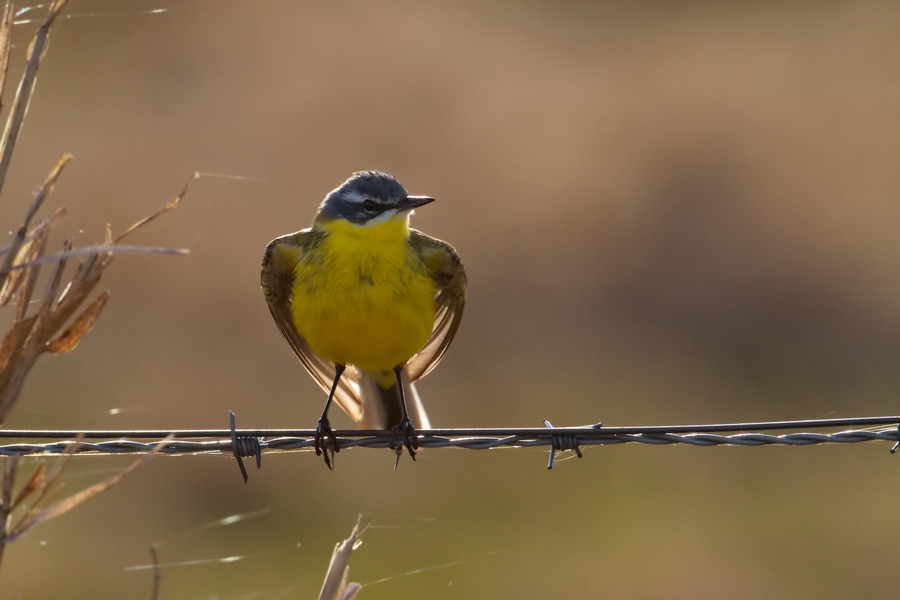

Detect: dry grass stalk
[0,0,69,195]
[0,436,172,566]
[0,0,187,577]
[0,2,14,106]
[318,516,365,600]
[0,156,189,423]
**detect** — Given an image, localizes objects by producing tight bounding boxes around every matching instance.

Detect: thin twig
[4,245,189,272]
[0,0,70,197]
[0,154,71,280]
[114,171,197,244]
[148,543,161,600]
[2,436,172,543]
[0,2,15,111]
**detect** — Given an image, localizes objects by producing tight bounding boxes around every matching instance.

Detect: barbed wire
[1,413,899,479]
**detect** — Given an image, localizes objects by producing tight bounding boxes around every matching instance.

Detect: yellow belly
[291,220,435,371]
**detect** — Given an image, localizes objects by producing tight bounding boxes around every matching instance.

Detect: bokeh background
[3,0,900,597]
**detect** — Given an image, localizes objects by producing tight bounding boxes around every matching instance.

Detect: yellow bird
[261,171,466,467]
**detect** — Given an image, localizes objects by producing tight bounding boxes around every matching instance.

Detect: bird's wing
[405,229,467,382]
[261,230,364,421]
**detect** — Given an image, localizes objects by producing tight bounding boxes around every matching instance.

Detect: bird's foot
[390,417,418,463]
[315,416,339,470]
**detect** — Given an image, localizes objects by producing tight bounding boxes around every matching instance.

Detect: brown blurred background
[3,0,900,597]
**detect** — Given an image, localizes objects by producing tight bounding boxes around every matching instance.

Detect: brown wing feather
[405,230,467,382]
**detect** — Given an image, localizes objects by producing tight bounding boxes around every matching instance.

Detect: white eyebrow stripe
[342,190,369,204]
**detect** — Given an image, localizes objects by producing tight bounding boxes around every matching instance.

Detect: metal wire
[4,414,900,440]
[0,415,897,459]
[1,427,897,455]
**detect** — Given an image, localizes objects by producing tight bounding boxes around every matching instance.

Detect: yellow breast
[291,217,435,371]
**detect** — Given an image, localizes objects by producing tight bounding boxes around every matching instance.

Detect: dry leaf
[45,290,110,354]
[0,317,36,373]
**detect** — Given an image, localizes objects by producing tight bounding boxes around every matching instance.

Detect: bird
[261,170,466,468]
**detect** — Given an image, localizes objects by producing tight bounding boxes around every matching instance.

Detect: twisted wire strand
[0,426,897,457]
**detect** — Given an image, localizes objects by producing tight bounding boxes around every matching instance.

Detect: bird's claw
[390,417,418,462]
[315,417,339,469]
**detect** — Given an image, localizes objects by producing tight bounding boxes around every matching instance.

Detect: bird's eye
[362,199,378,211]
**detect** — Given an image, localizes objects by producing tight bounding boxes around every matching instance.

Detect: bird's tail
[356,367,431,430]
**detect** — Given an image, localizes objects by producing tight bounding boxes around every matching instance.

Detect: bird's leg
[316,363,345,469]
[390,365,418,461]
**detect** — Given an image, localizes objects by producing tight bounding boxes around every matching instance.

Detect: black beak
[399,195,436,211]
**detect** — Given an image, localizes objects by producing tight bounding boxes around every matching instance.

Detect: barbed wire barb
[229,411,262,482]
[890,423,900,454]
[543,419,584,470]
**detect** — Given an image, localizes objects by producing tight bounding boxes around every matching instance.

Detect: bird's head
[316,171,434,227]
